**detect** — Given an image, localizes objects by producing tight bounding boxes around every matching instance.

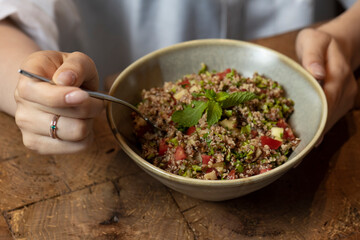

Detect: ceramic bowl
[107,39,327,201]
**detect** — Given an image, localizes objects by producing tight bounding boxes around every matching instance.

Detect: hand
[296,28,358,134]
[14,50,104,154]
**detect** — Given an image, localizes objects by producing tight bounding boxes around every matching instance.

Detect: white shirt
[0,0,355,85]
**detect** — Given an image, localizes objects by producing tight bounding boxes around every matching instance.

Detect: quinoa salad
[132,64,300,180]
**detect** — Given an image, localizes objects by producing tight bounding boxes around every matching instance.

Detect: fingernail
[65,90,88,104]
[57,71,76,86]
[309,63,326,80]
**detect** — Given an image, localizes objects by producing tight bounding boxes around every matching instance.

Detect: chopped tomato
[216,68,231,80]
[228,170,236,180]
[260,136,282,150]
[177,78,190,88]
[175,146,186,160]
[186,126,196,135]
[276,119,295,140]
[158,139,168,156]
[205,168,217,175]
[206,167,215,174]
[201,155,212,165]
[276,119,288,128]
[259,168,271,174]
[284,127,295,140]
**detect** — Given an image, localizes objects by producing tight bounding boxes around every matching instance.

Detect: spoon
[18,69,163,132]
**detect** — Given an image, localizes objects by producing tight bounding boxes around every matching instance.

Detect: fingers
[16,50,104,118]
[15,50,103,154]
[15,105,93,141]
[296,28,329,81]
[322,40,358,133]
[296,28,358,136]
[15,95,96,154]
[20,51,99,90]
[21,130,94,155]
[15,80,104,118]
[52,51,99,90]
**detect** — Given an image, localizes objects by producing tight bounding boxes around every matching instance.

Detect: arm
[296,0,360,133]
[0,18,40,116]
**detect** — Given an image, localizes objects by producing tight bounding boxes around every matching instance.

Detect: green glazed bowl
[107,39,327,201]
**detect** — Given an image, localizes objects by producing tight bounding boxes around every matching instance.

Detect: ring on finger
[50,115,60,139]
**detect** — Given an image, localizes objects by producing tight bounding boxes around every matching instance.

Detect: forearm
[0,18,40,116]
[318,0,360,71]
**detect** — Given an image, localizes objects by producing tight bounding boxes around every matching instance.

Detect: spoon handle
[18,69,157,128]
[85,90,144,116]
[18,69,53,84]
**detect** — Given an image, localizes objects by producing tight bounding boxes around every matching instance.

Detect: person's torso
[58,0,341,84]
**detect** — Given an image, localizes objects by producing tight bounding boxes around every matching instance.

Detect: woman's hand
[296,28,358,134]
[14,50,104,154]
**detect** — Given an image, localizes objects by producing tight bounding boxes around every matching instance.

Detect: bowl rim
[107,38,328,187]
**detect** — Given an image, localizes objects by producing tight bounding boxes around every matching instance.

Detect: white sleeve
[0,0,59,50]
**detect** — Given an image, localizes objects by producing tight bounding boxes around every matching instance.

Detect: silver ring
[50,115,60,139]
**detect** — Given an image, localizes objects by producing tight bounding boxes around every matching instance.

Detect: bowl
[107,39,327,201]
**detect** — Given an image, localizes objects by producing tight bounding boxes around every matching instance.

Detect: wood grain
[6,172,193,239]
[0,113,30,163]
[7,181,122,239]
[168,111,360,240]
[0,113,134,211]
[0,215,12,240]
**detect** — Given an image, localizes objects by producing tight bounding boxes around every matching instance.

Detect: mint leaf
[205,89,216,100]
[221,91,257,108]
[171,101,208,127]
[216,92,229,102]
[206,101,222,126]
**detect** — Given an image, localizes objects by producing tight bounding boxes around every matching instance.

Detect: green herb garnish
[192,165,202,172]
[206,101,222,126]
[171,101,208,128]
[172,91,257,127]
[198,63,208,74]
[221,91,257,109]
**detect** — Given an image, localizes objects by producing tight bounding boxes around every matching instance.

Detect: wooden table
[1,29,360,240]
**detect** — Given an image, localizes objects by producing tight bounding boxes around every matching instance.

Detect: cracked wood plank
[0,156,71,211]
[110,172,194,239]
[0,113,138,211]
[6,173,193,240]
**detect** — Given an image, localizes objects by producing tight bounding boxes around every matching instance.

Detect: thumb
[296,28,329,81]
[52,52,99,91]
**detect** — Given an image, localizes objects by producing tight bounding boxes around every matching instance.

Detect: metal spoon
[18,69,163,132]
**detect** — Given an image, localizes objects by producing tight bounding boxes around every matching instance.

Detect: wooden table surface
[1,29,360,240]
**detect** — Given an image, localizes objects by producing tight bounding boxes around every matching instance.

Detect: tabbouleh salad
[132,64,300,180]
